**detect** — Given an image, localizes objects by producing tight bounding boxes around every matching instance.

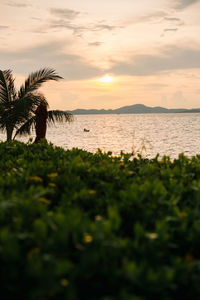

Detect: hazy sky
[0,0,200,109]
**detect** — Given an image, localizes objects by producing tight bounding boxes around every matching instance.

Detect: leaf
[13,115,36,138]
[0,69,16,104]
[47,110,73,125]
[18,68,63,100]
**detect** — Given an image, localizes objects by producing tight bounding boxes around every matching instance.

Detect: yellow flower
[88,190,96,195]
[48,173,58,179]
[29,176,43,183]
[39,197,50,205]
[48,183,56,188]
[95,215,102,221]
[177,211,187,219]
[84,233,93,243]
[146,233,158,240]
[60,279,69,287]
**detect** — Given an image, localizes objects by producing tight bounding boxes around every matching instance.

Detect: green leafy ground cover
[1,141,200,299]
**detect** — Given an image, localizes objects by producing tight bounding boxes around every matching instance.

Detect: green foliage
[1,141,200,299]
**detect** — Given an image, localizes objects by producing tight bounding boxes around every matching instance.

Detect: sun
[98,75,115,83]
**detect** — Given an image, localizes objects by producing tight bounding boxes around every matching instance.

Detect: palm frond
[14,115,36,139]
[0,107,11,130]
[47,110,73,125]
[18,68,63,99]
[0,69,16,104]
[13,92,48,124]
[0,105,7,131]
[7,71,17,101]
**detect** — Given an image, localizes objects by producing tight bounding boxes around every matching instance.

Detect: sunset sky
[0,0,200,110]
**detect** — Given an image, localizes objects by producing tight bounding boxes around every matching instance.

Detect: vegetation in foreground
[1,141,200,299]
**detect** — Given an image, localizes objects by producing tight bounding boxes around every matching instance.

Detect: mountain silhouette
[66,104,200,115]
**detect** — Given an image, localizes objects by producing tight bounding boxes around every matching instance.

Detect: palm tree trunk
[34,104,47,143]
[6,126,13,141]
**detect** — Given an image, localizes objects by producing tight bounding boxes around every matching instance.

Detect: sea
[1,113,200,159]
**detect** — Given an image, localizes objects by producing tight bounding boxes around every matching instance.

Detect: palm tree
[0,68,73,141]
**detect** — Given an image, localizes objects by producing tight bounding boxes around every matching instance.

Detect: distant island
[66,104,200,115]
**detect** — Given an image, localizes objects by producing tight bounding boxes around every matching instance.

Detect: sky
[0,0,200,110]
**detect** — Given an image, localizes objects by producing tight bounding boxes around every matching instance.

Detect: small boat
[84,128,90,132]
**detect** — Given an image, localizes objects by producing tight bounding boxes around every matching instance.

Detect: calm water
[1,113,200,158]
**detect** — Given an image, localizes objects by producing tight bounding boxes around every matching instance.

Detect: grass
[1,140,200,299]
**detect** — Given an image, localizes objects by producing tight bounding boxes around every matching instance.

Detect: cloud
[161,28,178,37]
[172,0,200,9]
[49,20,119,36]
[32,17,43,21]
[49,21,86,36]
[161,91,187,107]
[171,91,186,105]
[163,28,178,32]
[48,7,119,36]
[50,8,80,20]
[2,0,29,7]
[164,17,184,26]
[109,45,200,76]
[130,11,168,24]
[95,24,116,31]
[0,41,103,80]
[49,21,119,37]
[129,10,185,35]
[160,15,184,37]
[88,42,103,47]
[0,25,9,29]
